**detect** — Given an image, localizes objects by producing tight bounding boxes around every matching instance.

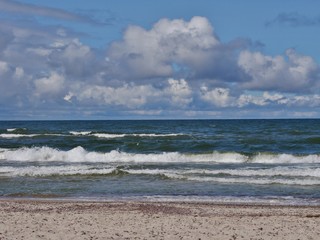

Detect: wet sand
[0,200,319,240]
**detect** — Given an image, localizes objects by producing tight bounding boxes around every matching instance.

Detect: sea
[0,119,320,205]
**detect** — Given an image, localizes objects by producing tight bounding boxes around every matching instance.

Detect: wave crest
[0,146,319,164]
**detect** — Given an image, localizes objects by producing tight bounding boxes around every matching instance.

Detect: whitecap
[0,146,319,164]
[0,134,37,138]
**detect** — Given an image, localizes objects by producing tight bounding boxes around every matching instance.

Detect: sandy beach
[0,200,319,240]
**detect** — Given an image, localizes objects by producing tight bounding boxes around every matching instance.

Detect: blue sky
[0,0,320,119]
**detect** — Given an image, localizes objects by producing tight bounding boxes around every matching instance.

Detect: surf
[1,146,320,164]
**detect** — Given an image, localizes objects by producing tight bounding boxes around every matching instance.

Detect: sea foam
[0,134,38,138]
[1,164,319,186]
[0,165,116,177]
[0,146,320,164]
[69,131,185,138]
[6,128,27,132]
[0,131,184,139]
[0,133,65,138]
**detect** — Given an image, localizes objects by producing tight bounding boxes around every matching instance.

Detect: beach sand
[0,200,319,240]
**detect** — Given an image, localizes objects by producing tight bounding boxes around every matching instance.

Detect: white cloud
[199,86,320,110]
[76,84,157,108]
[48,38,95,77]
[0,61,9,75]
[13,67,24,79]
[34,72,65,96]
[0,11,320,118]
[0,61,26,85]
[262,92,284,102]
[236,92,286,107]
[290,95,320,107]
[65,78,192,109]
[237,92,320,108]
[71,81,210,109]
[200,87,234,107]
[167,79,192,107]
[108,16,219,79]
[237,94,267,107]
[238,49,319,92]
[59,39,92,61]
[26,47,52,57]
[63,92,74,103]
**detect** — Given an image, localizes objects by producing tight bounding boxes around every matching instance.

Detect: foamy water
[1,146,319,164]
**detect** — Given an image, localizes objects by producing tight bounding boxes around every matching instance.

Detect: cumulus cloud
[200,87,234,107]
[0,59,28,98]
[64,78,193,110]
[206,90,320,109]
[166,79,192,107]
[107,16,222,80]
[236,92,287,107]
[0,11,320,118]
[34,71,65,97]
[75,84,157,108]
[238,49,319,92]
[47,38,97,78]
[0,61,10,75]
[109,16,320,89]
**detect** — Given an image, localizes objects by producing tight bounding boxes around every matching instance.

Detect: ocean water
[0,119,320,205]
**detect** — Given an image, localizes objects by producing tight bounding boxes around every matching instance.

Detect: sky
[0,0,320,120]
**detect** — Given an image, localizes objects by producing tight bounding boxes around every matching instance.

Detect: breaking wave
[0,131,185,139]
[0,146,320,164]
[1,164,319,186]
[69,131,185,138]
[6,128,27,132]
[0,134,38,138]
[0,133,64,138]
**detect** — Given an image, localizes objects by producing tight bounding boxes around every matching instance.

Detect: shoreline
[1,199,319,239]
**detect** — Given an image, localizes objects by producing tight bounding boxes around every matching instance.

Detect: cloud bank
[0,12,319,119]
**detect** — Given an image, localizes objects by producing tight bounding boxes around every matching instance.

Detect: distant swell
[0,146,320,164]
[70,131,185,138]
[0,134,38,138]
[0,132,185,139]
[0,133,64,138]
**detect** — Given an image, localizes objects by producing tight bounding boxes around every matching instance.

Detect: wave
[0,165,116,177]
[0,134,38,138]
[0,165,168,177]
[69,131,185,138]
[182,167,320,178]
[0,133,64,138]
[2,165,318,178]
[127,169,320,185]
[0,131,185,139]
[69,131,92,136]
[1,164,319,186]
[92,133,127,138]
[7,128,27,132]
[0,146,320,164]
[186,176,320,186]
